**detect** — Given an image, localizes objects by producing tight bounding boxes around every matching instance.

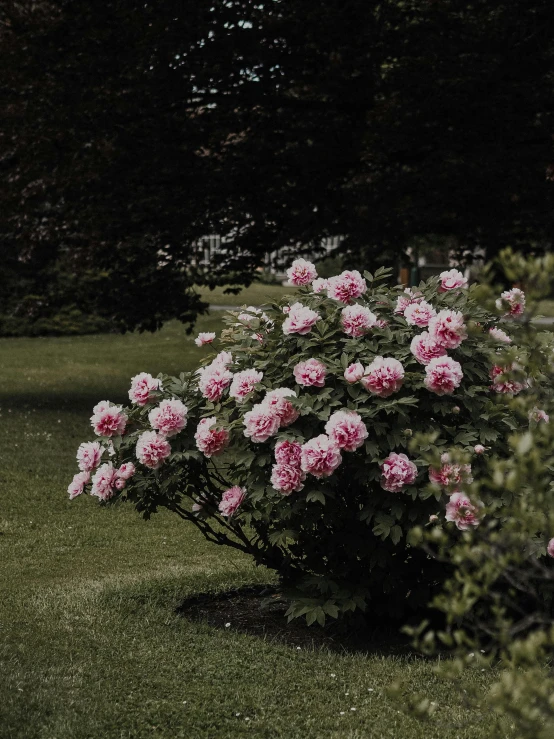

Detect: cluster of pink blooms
[76,440,102,471]
[218,486,246,517]
[445,492,482,530]
[428,310,467,349]
[324,410,368,452]
[293,358,327,387]
[341,304,377,337]
[489,327,511,343]
[90,401,128,438]
[300,434,342,478]
[148,399,188,437]
[195,332,216,347]
[361,356,405,397]
[395,288,423,315]
[424,356,464,395]
[429,454,473,488]
[438,269,468,292]
[197,351,234,401]
[195,417,230,457]
[410,332,447,365]
[229,369,264,403]
[237,306,272,329]
[287,258,318,286]
[380,453,418,492]
[282,302,321,335]
[243,388,299,443]
[69,460,136,501]
[496,287,526,317]
[270,440,305,494]
[136,430,171,469]
[404,300,436,327]
[327,270,367,304]
[490,364,526,395]
[129,372,161,406]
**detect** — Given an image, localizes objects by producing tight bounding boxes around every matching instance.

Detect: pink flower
[445,492,482,530]
[197,364,233,402]
[90,402,128,438]
[300,435,342,478]
[114,478,127,491]
[424,356,463,395]
[148,399,188,437]
[263,388,299,427]
[394,288,423,315]
[243,403,281,443]
[237,307,271,328]
[129,373,161,406]
[195,417,230,457]
[76,441,102,472]
[428,310,468,349]
[490,364,525,395]
[293,358,327,387]
[287,258,318,286]
[380,453,418,492]
[547,538,554,558]
[135,430,171,469]
[341,304,377,337]
[212,351,233,367]
[324,410,368,452]
[344,362,365,383]
[496,288,526,317]
[229,369,264,403]
[361,356,405,397]
[311,278,329,294]
[195,332,216,347]
[438,269,468,292]
[410,332,447,365]
[68,470,90,500]
[327,270,367,304]
[474,444,485,455]
[429,457,472,488]
[117,462,135,480]
[192,495,209,513]
[529,407,549,424]
[375,318,389,329]
[218,486,246,517]
[404,300,436,327]
[90,463,118,501]
[270,464,306,494]
[274,440,302,467]
[282,302,321,335]
[488,327,512,343]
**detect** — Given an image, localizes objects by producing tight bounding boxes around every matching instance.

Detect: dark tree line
[1,1,553,331]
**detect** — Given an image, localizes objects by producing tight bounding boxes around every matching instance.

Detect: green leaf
[306,490,326,505]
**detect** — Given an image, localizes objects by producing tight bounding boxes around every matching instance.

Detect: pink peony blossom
[424,356,463,395]
[274,440,302,467]
[212,350,233,367]
[282,302,321,335]
[445,492,482,530]
[270,464,306,494]
[197,364,233,402]
[90,463,118,501]
[361,356,404,397]
[429,457,472,488]
[410,332,447,365]
[529,407,549,424]
[375,318,389,329]
[68,470,90,500]
[428,310,468,349]
[340,304,377,337]
[218,486,246,517]
[76,441,103,472]
[114,478,127,491]
[148,398,188,437]
[496,288,526,317]
[263,388,299,427]
[324,410,368,452]
[243,403,281,443]
[344,361,365,383]
[135,430,171,469]
[229,369,264,403]
[195,417,230,457]
[286,258,318,286]
[311,278,329,294]
[301,435,342,478]
[117,462,135,480]
[490,364,525,395]
[474,444,485,455]
[547,538,554,558]
[293,358,327,387]
[489,327,512,343]
[327,270,367,304]
[394,288,423,315]
[380,453,418,492]
[438,269,468,292]
[404,300,436,327]
[91,402,128,438]
[195,332,216,347]
[237,307,271,328]
[128,373,161,406]
[192,495,209,513]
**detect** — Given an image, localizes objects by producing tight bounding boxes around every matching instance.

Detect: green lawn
[0,316,491,738]
[196,281,297,307]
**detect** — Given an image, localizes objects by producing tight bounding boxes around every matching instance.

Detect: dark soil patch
[177,584,414,655]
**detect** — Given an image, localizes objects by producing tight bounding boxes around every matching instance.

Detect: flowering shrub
[68,262,545,624]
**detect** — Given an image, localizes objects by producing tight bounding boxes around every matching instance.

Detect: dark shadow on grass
[0,391,129,413]
[177,584,424,657]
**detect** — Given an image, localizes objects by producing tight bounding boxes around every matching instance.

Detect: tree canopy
[2,0,553,331]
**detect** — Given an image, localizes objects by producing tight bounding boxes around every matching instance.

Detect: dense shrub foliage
[70,263,543,623]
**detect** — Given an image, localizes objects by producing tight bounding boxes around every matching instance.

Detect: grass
[0,314,492,739]
[196,281,297,307]
[537,299,554,318]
